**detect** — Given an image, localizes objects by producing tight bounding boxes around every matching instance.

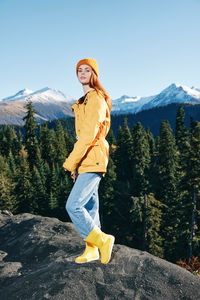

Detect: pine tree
[48,164,60,205]
[0,155,16,212]
[188,122,200,194]
[14,156,33,213]
[99,156,117,233]
[146,127,156,156]
[65,129,76,156]
[186,122,200,257]
[49,191,59,213]
[112,119,134,245]
[7,151,16,174]
[175,106,190,173]
[30,165,47,215]
[0,173,16,212]
[146,127,158,196]
[0,128,10,157]
[53,121,68,166]
[34,150,47,187]
[114,125,123,178]
[174,106,192,260]
[175,106,187,149]
[114,117,133,186]
[48,129,58,168]
[50,162,73,221]
[2,126,15,157]
[23,100,38,171]
[64,128,74,156]
[130,193,164,257]
[131,122,151,196]
[12,130,23,157]
[39,122,54,166]
[107,128,116,146]
[157,120,179,261]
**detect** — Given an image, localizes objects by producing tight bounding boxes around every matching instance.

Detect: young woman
[63,58,115,264]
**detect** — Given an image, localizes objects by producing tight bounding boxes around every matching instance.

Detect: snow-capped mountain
[0,87,75,125]
[2,87,73,104]
[112,83,200,114]
[0,83,200,125]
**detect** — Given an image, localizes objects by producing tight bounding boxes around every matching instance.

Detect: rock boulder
[0,210,199,300]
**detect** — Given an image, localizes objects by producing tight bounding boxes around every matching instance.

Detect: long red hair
[89,72,112,113]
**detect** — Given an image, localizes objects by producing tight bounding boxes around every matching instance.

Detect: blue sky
[0,0,200,100]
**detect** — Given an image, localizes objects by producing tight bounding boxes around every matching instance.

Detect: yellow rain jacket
[62,89,110,177]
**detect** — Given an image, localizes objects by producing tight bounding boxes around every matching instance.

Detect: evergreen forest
[0,101,200,264]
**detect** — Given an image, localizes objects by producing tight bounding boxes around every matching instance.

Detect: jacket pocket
[93,144,107,167]
[80,146,96,166]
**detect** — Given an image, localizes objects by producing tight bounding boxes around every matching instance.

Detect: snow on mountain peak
[29,87,73,103]
[156,83,200,100]
[191,86,200,92]
[18,88,34,95]
[2,87,73,103]
[111,83,200,115]
[117,95,141,103]
[3,88,34,101]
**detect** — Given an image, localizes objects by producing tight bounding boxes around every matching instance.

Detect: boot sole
[75,255,100,264]
[101,235,115,264]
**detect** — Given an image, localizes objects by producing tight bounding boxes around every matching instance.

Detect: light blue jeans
[66,172,102,239]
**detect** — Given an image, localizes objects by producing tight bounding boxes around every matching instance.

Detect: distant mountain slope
[0,87,75,125]
[110,103,200,136]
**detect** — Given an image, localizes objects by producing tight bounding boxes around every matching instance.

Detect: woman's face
[77,64,92,85]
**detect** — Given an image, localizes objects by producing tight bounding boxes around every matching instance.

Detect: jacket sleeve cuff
[63,158,76,172]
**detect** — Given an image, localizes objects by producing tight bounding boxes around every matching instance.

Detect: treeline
[49,102,200,137]
[109,102,200,136]
[0,101,200,264]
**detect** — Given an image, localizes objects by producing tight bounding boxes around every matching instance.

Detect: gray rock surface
[0,210,199,300]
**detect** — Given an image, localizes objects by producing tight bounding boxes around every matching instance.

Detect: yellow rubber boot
[85,226,115,264]
[75,242,99,263]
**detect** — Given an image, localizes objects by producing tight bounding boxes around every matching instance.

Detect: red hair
[89,72,112,113]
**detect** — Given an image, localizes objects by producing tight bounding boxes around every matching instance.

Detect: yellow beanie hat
[76,58,99,77]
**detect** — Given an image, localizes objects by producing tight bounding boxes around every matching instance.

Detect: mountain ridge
[0,83,200,125]
[111,83,200,114]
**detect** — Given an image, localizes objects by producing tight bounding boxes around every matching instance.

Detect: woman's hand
[72,169,78,183]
